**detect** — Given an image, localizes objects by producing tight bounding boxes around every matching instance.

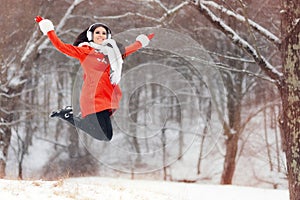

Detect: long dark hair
[73,25,125,55]
[73,27,90,46]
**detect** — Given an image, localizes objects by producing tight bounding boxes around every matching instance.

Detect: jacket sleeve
[123,41,143,59]
[47,30,88,59]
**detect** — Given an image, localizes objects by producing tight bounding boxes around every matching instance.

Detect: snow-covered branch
[201,1,281,46]
[157,0,189,24]
[55,0,85,32]
[155,0,189,15]
[21,30,41,63]
[94,12,162,23]
[38,0,85,51]
[95,0,189,25]
[196,2,283,86]
[22,0,86,62]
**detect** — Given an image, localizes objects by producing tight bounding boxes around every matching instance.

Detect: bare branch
[34,136,68,148]
[215,62,276,83]
[239,100,281,135]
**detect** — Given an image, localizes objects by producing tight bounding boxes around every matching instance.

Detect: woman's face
[93,26,107,44]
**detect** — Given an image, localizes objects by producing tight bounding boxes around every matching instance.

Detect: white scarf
[79,39,123,85]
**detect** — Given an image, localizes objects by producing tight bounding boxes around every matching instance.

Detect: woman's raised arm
[35,16,88,59]
[123,33,154,58]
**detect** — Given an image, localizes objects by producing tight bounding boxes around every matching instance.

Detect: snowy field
[0,177,288,200]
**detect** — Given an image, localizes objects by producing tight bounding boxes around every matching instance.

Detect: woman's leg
[74,110,113,141]
[50,107,113,141]
[95,110,113,140]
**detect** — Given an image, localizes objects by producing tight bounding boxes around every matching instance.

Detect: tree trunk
[280,0,300,199]
[0,126,12,178]
[220,61,243,184]
[0,63,23,178]
[281,0,300,199]
[221,95,242,184]
[129,87,141,162]
[221,133,239,184]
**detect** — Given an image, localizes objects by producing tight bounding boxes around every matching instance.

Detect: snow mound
[0,177,288,200]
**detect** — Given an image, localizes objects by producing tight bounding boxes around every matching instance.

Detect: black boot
[49,106,73,119]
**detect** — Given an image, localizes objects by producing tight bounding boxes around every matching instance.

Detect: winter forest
[0,0,299,199]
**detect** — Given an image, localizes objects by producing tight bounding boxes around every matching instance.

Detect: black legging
[64,110,113,141]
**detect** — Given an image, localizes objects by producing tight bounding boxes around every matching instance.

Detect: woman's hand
[35,16,54,35]
[35,16,43,23]
[147,33,155,40]
[136,33,155,47]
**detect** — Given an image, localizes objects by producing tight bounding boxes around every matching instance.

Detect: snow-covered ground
[0,177,289,200]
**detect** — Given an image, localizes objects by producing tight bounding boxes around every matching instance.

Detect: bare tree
[1,0,288,187]
[280,0,300,199]
[190,0,299,199]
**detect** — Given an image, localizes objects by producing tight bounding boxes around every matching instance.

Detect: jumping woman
[35,16,154,141]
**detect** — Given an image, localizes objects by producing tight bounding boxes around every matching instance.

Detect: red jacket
[47,30,143,117]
